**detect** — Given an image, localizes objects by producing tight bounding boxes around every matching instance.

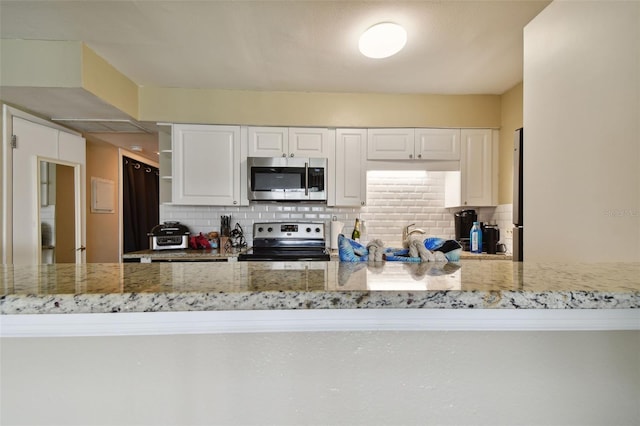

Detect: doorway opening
[121,155,159,254]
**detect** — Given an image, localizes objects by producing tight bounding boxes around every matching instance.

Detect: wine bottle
[351,218,361,242]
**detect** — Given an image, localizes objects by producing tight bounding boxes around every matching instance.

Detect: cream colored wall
[499,82,523,204]
[2,331,639,425]
[139,87,501,128]
[523,1,640,261]
[85,138,120,263]
[0,40,82,87]
[0,107,4,263]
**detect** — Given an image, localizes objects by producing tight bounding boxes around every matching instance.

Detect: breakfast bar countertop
[1,260,638,315]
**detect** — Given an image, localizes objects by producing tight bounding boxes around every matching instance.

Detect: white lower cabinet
[333,129,367,206]
[445,129,498,208]
[172,124,246,206]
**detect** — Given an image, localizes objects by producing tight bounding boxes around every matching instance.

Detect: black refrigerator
[513,128,524,261]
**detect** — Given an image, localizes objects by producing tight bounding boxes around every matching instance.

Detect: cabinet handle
[282,153,287,157]
[290,153,294,157]
[418,154,422,159]
[361,201,365,206]
[409,154,413,159]
[233,201,238,205]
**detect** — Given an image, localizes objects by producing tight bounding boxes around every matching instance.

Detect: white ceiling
[1,0,549,95]
[0,0,549,156]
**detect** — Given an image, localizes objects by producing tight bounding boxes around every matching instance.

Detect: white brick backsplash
[160,171,515,249]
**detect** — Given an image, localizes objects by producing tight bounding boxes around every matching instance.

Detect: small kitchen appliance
[148,221,190,250]
[238,221,330,261]
[454,209,477,251]
[483,223,500,254]
[247,157,328,202]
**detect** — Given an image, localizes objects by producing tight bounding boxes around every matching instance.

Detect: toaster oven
[148,221,190,250]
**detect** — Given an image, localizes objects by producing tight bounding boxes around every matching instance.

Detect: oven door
[238,248,330,262]
[248,157,327,201]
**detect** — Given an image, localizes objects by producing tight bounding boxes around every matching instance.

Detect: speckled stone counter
[122,248,245,262]
[1,260,638,314]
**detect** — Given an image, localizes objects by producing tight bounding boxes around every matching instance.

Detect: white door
[11,117,86,264]
[12,118,58,264]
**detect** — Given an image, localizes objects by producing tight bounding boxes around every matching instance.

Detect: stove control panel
[253,222,325,239]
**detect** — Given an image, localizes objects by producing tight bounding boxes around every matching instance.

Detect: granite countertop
[122,247,246,261]
[1,260,638,314]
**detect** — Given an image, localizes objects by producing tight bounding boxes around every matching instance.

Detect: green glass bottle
[351,218,361,242]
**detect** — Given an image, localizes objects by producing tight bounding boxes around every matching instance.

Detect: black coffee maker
[454,209,477,251]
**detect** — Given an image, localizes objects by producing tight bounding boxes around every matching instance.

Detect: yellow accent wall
[499,82,523,204]
[139,87,502,128]
[81,44,139,119]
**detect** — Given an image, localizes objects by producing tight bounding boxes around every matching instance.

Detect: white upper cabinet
[367,129,415,160]
[288,128,333,158]
[248,127,332,158]
[172,124,245,206]
[333,129,367,207]
[368,128,460,160]
[247,126,288,157]
[445,129,498,208]
[414,129,461,160]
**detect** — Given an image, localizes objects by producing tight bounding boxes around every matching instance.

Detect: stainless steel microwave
[248,157,327,202]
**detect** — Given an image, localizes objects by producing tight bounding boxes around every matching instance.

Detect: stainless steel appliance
[454,209,477,251]
[148,221,190,250]
[513,128,524,261]
[248,157,327,202]
[238,221,330,261]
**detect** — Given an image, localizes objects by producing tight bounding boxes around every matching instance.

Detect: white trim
[1,309,638,337]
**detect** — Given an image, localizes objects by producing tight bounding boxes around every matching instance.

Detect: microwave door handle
[304,162,309,196]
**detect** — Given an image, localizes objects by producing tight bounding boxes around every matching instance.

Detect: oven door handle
[304,162,309,196]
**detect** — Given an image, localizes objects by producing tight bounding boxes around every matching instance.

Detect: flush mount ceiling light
[358,22,407,59]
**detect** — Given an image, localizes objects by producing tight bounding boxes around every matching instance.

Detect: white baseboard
[1,309,638,337]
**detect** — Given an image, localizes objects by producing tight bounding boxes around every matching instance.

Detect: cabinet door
[288,128,333,158]
[247,126,288,157]
[460,129,494,206]
[172,124,241,205]
[367,129,415,160]
[415,129,460,160]
[334,129,367,206]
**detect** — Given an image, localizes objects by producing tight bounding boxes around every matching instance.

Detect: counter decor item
[470,221,483,254]
[229,223,247,248]
[220,215,232,252]
[330,216,344,250]
[351,218,361,242]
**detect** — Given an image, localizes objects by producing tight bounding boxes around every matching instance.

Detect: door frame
[1,104,83,264]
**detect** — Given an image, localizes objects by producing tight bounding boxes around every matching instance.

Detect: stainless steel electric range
[238,221,330,261]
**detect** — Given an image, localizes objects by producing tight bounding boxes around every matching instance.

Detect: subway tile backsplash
[161,170,513,251]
